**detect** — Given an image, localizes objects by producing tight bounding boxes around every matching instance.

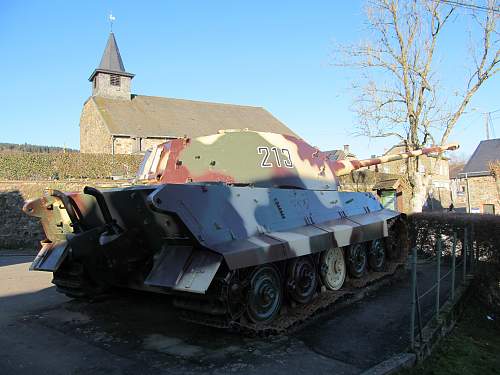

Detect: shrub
[0,152,143,180]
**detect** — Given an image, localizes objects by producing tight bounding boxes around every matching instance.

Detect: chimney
[343,145,350,153]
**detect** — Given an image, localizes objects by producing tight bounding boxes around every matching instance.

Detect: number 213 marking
[257,147,293,168]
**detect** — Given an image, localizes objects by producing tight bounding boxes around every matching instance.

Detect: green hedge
[0,152,143,180]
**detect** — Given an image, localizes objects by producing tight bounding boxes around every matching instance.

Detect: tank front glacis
[24,129,459,332]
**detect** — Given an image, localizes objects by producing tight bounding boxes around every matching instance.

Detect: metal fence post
[436,237,441,320]
[463,226,468,283]
[451,231,456,301]
[470,224,475,271]
[410,247,417,350]
[473,223,479,265]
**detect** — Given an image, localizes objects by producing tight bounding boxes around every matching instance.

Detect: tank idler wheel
[286,256,318,304]
[246,265,283,324]
[368,239,386,272]
[348,243,367,279]
[320,247,346,291]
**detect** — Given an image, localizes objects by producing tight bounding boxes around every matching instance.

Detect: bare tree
[335,0,499,212]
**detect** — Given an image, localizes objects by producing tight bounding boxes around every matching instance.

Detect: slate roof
[324,149,356,160]
[324,149,345,161]
[461,138,500,176]
[89,33,134,81]
[91,95,300,139]
[373,178,400,190]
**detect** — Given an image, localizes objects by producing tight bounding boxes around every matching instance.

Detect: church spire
[89,31,134,100]
[89,32,134,81]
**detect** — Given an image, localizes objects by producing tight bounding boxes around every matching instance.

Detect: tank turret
[138,130,458,190]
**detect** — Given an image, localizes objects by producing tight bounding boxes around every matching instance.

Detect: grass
[401,299,500,375]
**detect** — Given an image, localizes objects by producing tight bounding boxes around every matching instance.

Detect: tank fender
[213,210,399,270]
[144,245,222,294]
[30,240,70,272]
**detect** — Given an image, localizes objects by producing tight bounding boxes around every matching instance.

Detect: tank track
[177,261,404,336]
[178,216,409,336]
[52,262,109,300]
[51,217,408,335]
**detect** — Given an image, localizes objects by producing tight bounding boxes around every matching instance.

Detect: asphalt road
[0,254,457,375]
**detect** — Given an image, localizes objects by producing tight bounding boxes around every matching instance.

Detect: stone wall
[80,98,172,155]
[0,180,128,249]
[379,154,450,179]
[92,72,131,101]
[452,175,499,214]
[141,138,168,151]
[80,98,113,154]
[113,137,136,154]
[338,170,413,213]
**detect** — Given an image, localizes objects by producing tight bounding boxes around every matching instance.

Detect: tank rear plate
[144,246,222,294]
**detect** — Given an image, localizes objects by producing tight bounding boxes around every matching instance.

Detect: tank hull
[23,129,460,331]
[25,182,406,331]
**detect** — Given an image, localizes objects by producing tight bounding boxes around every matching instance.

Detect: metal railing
[410,226,475,349]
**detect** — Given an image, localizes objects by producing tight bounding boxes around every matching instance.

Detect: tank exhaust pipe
[83,187,115,226]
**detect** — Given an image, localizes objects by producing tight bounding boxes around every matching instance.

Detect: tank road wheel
[246,265,283,324]
[320,247,346,291]
[368,239,386,272]
[286,256,318,304]
[348,243,368,279]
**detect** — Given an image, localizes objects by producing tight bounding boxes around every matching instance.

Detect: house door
[380,190,397,210]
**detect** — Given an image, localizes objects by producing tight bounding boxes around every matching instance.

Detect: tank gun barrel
[332,143,459,176]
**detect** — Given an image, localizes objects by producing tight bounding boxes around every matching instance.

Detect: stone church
[80,32,298,154]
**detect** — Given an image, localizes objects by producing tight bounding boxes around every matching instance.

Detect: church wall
[80,99,112,154]
[111,137,168,154]
[141,138,169,151]
[92,73,131,101]
[113,137,136,154]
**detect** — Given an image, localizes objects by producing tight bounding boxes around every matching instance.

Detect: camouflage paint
[138,130,459,191]
[24,129,459,297]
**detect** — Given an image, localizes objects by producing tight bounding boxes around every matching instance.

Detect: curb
[360,353,416,375]
[0,249,37,256]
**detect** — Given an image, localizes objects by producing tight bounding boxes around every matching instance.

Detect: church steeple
[89,32,134,100]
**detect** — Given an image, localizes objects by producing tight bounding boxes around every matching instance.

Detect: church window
[110,75,121,87]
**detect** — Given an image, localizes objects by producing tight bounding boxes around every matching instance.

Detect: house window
[483,204,495,214]
[110,75,121,87]
[457,185,465,196]
[93,78,97,89]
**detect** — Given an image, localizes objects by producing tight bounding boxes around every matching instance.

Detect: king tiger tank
[24,130,458,333]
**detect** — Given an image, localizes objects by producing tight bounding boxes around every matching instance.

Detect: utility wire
[439,0,500,13]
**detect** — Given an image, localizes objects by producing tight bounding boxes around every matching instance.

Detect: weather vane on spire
[109,12,116,32]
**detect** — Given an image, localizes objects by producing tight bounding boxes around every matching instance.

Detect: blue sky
[0,1,498,158]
